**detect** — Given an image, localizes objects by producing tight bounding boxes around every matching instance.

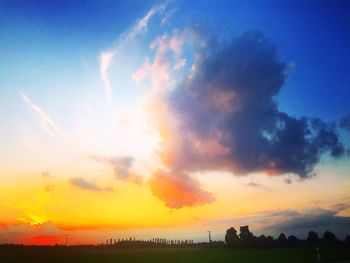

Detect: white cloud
[99,51,116,100]
[99,4,165,100]
[20,91,84,154]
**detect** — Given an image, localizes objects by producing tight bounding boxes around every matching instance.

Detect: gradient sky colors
[0,0,350,245]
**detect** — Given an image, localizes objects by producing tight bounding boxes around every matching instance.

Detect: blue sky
[1,0,349,121]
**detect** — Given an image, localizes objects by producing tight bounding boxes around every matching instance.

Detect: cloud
[45,185,55,192]
[134,5,165,36]
[99,4,165,100]
[90,155,141,183]
[108,156,133,179]
[99,51,116,100]
[133,29,198,89]
[20,92,139,184]
[340,113,350,132]
[329,201,350,212]
[68,177,112,192]
[133,28,218,208]
[41,171,50,178]
[247,181,262,188]
[132,57,151,83]
[174,58,186,70]
[161,8,177,26]
[284,176,292,184]
[20,92,69,142]
[207,206,350,239]
[264,208,350,239]
[20,92,83,153]
[158,31,345,178]
[246,181,272,190]
[140,30,348,208]
[149,170,215,209]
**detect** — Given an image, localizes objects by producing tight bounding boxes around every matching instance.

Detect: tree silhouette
[221,226,350,249]
[257,235,266,247]
[239,226,255,247]
[287,235,299,247]
[277,233,287,247]
[306,231,319,246]
[225,227,240,248]
[345,235,350,247]
[265,236,274,247]
[322,231,338,247]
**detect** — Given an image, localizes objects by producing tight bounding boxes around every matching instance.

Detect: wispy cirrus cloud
[99,4,165,101]
[20,92,141,184]
[99,51,116,101]
[131,5,165,38]
[20,91,85,154]
[161,8,177,26]
[20,92,67,139]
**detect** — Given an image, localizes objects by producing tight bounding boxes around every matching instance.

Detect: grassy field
[1,247,350,263]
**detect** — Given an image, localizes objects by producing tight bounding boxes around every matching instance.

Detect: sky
[0,0,350,245]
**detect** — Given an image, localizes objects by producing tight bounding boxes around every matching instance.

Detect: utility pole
[65,234,69,246]
[207,231,212,243]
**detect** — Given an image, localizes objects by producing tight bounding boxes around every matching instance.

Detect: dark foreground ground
[1,246,350,263]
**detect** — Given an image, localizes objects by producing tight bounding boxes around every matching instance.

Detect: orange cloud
[149,170,215,209]
[138,30,220,208]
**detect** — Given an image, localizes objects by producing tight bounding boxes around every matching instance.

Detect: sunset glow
[1,0,349,246]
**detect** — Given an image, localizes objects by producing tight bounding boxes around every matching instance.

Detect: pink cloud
[149,170,215,209]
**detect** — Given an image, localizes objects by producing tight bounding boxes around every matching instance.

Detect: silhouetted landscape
[1,225,350,262]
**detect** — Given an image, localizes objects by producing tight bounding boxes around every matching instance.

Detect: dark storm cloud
[166,31,345,178]
[340,114,350,132]
[205,206,350,239]
[266,208,350,239]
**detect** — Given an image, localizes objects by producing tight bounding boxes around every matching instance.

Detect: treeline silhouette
[1,225,350,249]
[101,237,225,248]
[225,225,350,248]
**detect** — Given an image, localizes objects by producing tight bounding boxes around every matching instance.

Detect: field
[1,247,350,263]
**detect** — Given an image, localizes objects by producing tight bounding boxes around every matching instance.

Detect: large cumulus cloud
[141,30,347,208]
[162,31,345,178]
